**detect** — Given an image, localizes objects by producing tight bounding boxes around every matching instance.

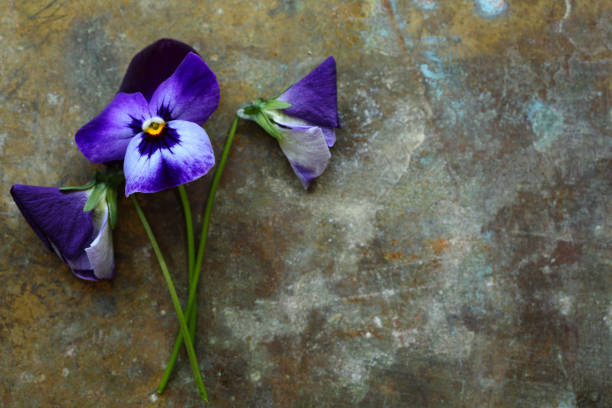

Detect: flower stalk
[177,185,198,342]
[131,194,208,401]
[158,115,239,394]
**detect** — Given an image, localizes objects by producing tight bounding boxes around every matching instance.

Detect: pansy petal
[71,268,100,281]
[75,92,149,163]
[64,207,114,281]
[66,251,99,281]
[149,52,220,124]
[320,127,336,147]
[123,120,215,195]
[10,185,93,260]
[84,208,115,280]
[268,109,336,147]
[119,38,198,101]
[277,126,331,189]
[278,57,339,128]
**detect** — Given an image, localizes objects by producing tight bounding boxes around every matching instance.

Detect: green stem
[158,186,198,392]
[131,195,208,402]
[178,185,195,283]
[158,115,239,394]
[178,185,198,341]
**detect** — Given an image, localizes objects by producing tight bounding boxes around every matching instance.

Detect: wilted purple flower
[75,39,220,196]
[10,184,114,281]
[237,57,340,188]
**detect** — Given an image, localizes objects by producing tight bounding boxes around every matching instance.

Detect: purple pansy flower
[237,57,340,188]
[10,184,114,281]
[75,39,220,196]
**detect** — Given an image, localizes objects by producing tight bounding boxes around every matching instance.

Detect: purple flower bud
[10,184,114,281]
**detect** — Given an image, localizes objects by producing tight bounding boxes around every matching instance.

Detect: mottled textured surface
[1,1,611,407]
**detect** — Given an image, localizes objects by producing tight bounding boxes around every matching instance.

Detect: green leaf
[263,99,291,110]
[105,185,118,229]
[60,180,95,192]
[83,183,107,212]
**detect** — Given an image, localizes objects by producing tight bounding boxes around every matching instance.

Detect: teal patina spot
[528,100,564,153]
[412,0,438,11]
[474,0,508,18]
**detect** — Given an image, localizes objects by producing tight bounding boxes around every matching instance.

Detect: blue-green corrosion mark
[527,100,564,153]
[420,63,445,99]
[412,0,438,11]
[474,0,508,18]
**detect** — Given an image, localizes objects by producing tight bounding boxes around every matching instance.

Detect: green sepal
[237,98,291,140]
[105,185,118,229]
[83,183,107,213]
[262,99,291,110]
[60,180,95,192]
[253,112,284,140]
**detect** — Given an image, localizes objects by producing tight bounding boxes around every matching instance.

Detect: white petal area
[277,126,331,189]
[268,109,335,147]
[85,208,114,280]
[123,120,215,196]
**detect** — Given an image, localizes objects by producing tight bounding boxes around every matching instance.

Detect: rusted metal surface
[1,0,611,406]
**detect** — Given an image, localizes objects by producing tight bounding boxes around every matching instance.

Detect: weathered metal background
[1,0,611,407]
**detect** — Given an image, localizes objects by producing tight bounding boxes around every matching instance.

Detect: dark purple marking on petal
[278,56,339,128]
[123,120,215,195]
[128,116,144,134]
[149,52,220,124]
[118,38,198,101]
[156,102,174,122]
[10,185,93,261]
[137,127,180,158]
[75,92,149,163]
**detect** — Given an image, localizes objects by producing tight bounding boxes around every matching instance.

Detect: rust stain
[385,251,403,261]
[426,238,451,255]
[381,0,408,53]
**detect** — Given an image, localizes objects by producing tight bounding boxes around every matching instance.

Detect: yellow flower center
[142,117,166,137]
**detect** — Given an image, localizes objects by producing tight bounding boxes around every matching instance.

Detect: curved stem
[131,195,208,402]
[178,185,198,341]
[158,115,239,394]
